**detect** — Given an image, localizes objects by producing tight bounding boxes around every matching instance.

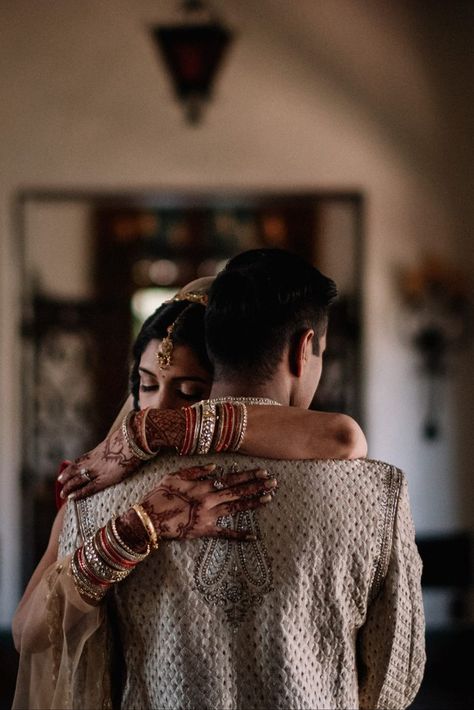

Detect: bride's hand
[119,464,277,544]
[57,409,185,500]
[57,427,146,500]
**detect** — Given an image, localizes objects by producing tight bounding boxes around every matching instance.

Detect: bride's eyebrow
[138,366,157,378]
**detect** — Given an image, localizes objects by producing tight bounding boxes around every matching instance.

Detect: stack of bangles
[180,401,247,456]
[71,504,158,603]
[122,409,160,462]
[121,401,248,461]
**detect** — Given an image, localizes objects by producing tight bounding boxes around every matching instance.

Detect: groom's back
[59,454,424,710]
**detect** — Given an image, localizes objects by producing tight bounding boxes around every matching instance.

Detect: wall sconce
[398,256,470,439]
[150,0,234,125]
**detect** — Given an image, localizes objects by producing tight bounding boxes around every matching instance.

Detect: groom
[198,249,425,709]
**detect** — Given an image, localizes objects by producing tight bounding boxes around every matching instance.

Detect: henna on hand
[139,465,277,542]
[58,428,145,500]
[132,409,186,453]
[60,410,187,500]
[141,486,201,540]
[100,428,140,470]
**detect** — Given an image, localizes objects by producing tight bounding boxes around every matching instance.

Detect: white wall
[1,0,473,625]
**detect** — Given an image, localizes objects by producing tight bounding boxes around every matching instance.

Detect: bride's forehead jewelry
[155,321,177,370]
[155,291,208,370]
[172,290,208,306]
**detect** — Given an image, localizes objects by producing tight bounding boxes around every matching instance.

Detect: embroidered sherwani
[59,455,425,710]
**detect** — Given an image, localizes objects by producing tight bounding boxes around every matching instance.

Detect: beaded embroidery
[207,396,282,406]
[76,497,96,543]
[193,464,274,629]
[368,464,401,600]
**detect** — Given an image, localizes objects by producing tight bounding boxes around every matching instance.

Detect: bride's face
[138,338,212,410]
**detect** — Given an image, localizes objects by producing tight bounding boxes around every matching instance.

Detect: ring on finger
[216,515,231,527]
[213,479,225,490]
[79,467,92,483]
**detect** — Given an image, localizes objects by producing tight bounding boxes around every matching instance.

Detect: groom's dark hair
[205,248,337,384]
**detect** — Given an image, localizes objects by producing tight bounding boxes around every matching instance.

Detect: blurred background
[1,1,473,707]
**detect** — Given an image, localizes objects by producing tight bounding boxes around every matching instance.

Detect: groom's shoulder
[298,458,405,517]
[275,455,401,476]
[309,456,403,484]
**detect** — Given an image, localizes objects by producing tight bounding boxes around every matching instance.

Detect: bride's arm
[133,403,367,461]
[242,406,367,460]
[12,464,275,651]
[59,404,366,500]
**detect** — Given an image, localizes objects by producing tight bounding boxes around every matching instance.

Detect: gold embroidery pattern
[369,465,401,601]
[194,507,273,629]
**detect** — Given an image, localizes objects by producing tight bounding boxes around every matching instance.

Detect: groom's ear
[289,329,315,377]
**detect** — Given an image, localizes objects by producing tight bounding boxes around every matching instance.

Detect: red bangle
[221,402,235,451]
[181,406,196,455]
[98,527,137,569]
[76,547,110,588]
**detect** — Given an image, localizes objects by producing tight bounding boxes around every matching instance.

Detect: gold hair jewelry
[172,290,208,306]
[156,321,176,369]
[157,280,210,369]
[165,276,213,305]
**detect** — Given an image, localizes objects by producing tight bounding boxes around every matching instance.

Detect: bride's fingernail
[68,493,76,500]
[204,463,216,471]
[57,474,64,483]
[256,469,269,478]
[265,478,277,489]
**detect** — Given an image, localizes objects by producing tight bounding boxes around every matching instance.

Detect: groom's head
[205,249,337,407]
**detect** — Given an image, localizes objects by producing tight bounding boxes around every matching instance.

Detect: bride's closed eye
[177,388,207,402]
[139,380,206,401]
[140,383,158,392]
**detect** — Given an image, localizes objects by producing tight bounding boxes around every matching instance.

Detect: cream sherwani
[57,454,425,710]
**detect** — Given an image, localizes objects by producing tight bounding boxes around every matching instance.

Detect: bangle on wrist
[132,408,161,456]
[140,408,161,455]
[197,402,217,455]
[132,504,159,550]
[213,402,247,452]
[122,411,154,461]
[180,405,201,456]
[70,515,152,602]
[110,517,150,559]
[180,401,248,456]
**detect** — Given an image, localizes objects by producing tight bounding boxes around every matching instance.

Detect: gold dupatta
[12,555,111,709]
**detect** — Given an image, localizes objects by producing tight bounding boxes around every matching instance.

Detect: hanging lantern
[151,1,234,125]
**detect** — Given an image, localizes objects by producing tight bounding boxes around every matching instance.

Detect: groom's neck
[209,375,290,406]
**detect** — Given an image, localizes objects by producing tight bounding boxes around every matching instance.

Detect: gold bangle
[132,504,159,550]
[110,518,150,559]
[197,402,217,454]
[70,552,108,602]
[232,402,248,451]
[140,408,161,456]
[122,412,153,461]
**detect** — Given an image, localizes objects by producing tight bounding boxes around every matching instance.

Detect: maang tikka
[155,288,209,370]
